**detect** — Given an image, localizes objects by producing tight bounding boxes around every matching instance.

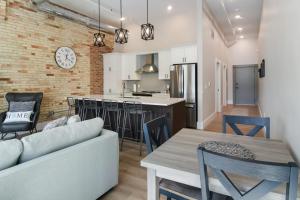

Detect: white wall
[113,3,197,53]
[228,39,259,104]
[258,0,300,162]
[202,10,229,126]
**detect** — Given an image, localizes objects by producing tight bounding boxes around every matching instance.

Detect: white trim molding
[203,112,217,128]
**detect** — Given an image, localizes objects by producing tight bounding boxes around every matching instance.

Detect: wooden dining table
[141,128,300,200]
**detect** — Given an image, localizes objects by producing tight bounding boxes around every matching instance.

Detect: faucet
[122,82,126,97]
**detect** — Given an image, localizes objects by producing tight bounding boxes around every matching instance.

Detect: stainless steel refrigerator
[170,64,197,128]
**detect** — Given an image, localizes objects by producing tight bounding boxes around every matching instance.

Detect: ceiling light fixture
[235,15,242,19]
[239,35,244,39]
[237,27,243,31]
[120,17,125,21]
[94,0,105,47]
[141,0,154,41]
[115,0,128,44]
[167,5,173,11]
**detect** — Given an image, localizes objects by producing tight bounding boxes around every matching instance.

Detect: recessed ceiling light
[235,15,242,19]
[120,17,126,21]
[237,27,243,31]
[239,35,244,39]
[167,5,173,11]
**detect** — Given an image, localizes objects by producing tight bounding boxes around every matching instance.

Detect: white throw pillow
[43,116,68,131]
[20,118,104,163]
[3,111,32,124]
[0,139,23,171]
[67,115,81,125]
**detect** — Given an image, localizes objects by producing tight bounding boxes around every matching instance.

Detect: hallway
[204,105,263,136]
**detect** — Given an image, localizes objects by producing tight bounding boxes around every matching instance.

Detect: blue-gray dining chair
[198,146,299,200]
[223,115,270,138]
[144,116,230,200]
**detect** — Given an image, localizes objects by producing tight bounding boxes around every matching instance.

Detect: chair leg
[139,113,145,156]
[120,112,127,151]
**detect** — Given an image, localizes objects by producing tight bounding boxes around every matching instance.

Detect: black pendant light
[115,0,128,44]
[141,0,154,40]
[94,0,105,47]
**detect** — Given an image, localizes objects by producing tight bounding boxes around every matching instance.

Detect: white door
[171,47,185,64]
[185,45,197,63]
[158,50,171,80]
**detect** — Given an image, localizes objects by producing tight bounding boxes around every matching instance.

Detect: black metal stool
[120,101,152,156]
[102,99,121,132]
[67,97,76,118]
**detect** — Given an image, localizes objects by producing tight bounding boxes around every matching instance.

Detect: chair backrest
[6,92,43,113]
[223,115,270,138]
[197,146,299,200]
[143,116,171,154]
[67,97,75,107]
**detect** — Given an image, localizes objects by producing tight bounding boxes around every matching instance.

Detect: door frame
[222,64,228,106]
[233,64,258,105]
[215,58,222,112]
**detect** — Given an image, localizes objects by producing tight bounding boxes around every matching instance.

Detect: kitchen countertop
[74,95,185,106]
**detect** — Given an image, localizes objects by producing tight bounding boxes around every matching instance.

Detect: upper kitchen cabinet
[171,45,198,64]
[103,53,122,94]
[158,50,171,80]
[121,53,141,81]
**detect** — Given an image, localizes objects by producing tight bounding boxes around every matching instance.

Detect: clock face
[55,47,77,69]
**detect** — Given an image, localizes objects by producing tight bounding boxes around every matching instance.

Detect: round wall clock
[55,47,77,69]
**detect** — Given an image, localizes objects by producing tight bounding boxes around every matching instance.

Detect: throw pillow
[0,139,23,171]
[3,111,32,124]
[9,101,36,112]
[43,116,68,131]
[67,115,81,125]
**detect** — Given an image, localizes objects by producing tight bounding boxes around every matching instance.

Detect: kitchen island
[73,95,186,134]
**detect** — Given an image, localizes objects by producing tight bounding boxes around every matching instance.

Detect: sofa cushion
[9,101,36,112]
[0,139,23,171]
[20,118,104,163]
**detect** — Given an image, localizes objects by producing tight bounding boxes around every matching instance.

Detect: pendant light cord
[120,0,123,28]
[98,0,101,33]
[147,0,149,23]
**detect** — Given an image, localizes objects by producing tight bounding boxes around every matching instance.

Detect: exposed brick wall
[0,0,114,121]
[90,46,110,95]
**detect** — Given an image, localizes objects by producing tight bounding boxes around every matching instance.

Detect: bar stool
[102,99,121,132]
[67,97,76,118]
[120,101,152,156]
[81,98,101,121]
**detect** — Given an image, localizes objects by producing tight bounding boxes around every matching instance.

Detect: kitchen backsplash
[125,73,170,92]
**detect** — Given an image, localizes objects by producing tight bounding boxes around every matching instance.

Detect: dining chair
[223,115,270,138]
[144,116,230,200]
[197,146,299,200]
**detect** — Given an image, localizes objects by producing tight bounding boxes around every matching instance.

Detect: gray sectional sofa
[0,118,119,200]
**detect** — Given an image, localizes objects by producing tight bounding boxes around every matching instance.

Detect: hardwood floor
[98,105,261,200]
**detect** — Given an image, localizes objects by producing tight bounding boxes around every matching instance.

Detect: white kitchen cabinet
[121,53,141,81]
[158,50,171,80]
[171,45,197,64]
[103,53,122,95]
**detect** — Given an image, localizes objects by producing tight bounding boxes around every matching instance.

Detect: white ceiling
[205,0,263,43]
[48,0,196,30]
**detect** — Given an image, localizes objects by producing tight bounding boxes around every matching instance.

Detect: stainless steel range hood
[136,53,158,74]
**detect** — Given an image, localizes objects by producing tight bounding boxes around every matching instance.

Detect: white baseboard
[203,112,217,128]
[197,121,204,130]
[227,100,233,105]
[258,103,263,117]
